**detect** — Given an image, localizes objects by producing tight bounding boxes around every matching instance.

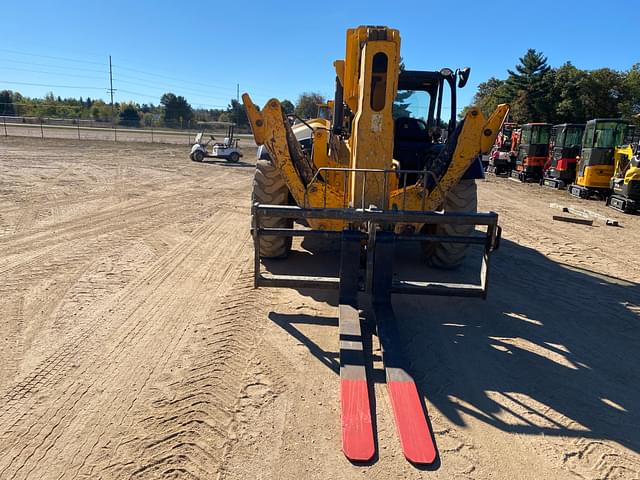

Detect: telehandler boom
[243,26,508,465]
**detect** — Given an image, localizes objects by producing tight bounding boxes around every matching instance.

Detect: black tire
[193,150,204,162]
[422,179,477,269]
[253,159,292,258]
[228,151,240,163]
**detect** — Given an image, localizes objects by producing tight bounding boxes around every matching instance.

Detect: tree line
[464,49,640,125]
[0,89,327,129]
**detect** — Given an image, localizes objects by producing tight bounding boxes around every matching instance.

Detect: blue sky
[1,0,638,113]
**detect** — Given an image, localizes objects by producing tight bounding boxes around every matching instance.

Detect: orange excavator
[511,122,551,182]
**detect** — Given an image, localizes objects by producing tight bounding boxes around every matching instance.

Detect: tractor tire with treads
[252,158,293,258]
[422,179,477,269]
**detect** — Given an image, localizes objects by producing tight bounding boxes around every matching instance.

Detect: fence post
[188,131,190,144]
[151,127,154,143]
[40,119,44,139]
[3,117,6,137]
[114,125,117,142]
[77,119,80,140]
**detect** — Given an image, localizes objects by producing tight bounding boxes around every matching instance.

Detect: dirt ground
[1,137,639,480]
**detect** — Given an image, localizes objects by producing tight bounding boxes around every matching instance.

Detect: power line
[112,63,275,97]
[0,64,236,102]
[0,51,275,102]
[0,80,105,90]
[0,65,106,81]
[0,48,105,66]
[112,77,231,98]
[112,63,238,93]
[0,57,107,74]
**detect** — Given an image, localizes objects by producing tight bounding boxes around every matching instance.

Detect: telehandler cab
[243,26,508,465]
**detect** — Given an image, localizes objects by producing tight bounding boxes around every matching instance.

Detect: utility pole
[108,55,116,124]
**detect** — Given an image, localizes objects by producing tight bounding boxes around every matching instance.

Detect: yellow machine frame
[243,26,508,231]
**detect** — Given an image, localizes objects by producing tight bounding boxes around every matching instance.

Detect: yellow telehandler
[243,25,508,465]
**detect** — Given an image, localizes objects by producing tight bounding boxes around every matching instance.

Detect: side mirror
[457,67,471,88]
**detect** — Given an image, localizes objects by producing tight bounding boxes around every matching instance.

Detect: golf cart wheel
[253,158,292,258]
[193,150,204,162]
[228,152,240,163]
[422,179,477,269]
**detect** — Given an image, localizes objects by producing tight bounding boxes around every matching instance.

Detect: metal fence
[1,116,253,145]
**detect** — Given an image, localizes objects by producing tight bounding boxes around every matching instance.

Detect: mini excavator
[608,135,640,213]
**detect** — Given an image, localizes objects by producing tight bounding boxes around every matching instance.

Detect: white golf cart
[190,124,243,163]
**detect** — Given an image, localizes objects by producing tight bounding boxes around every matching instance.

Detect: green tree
[580,68,624,119]
[280,99,295,115]
[90,100,112,122]
[505,49,551,122]
[466,77,509,119]
[294,92,326,119]
[620,64,640,122]
[118,103,141,127]
[160,93,194,127]
[548,62,587,123]
[0,90,16,116]
[224,99,249,127]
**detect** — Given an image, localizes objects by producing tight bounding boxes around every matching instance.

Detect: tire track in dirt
[0,297,25,390]
[0,173,247,284]
[95,271,288,480]
[0,209,252,480]
[478,177,640,282]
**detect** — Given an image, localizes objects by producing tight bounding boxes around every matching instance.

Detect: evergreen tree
[0,90,16,116]
[280,99,295,115]
[505,49,551,122]
[118,104,141,127]
[160,93,194,127]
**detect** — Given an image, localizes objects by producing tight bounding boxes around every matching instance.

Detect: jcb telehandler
[569,119,629,199]
[608,136,640,213]
[542,123,585,189]
[243,26,508,465]
[511,122,551,182]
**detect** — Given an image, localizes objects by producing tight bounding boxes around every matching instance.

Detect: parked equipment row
[486,119,640,213]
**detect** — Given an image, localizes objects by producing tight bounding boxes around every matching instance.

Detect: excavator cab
[608,128,640,212]
[487,122,518,176]
[542,123,585,189]
[569,119,629,198]
[511,123,551,182]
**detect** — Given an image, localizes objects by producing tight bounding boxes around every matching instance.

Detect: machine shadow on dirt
[266,237,640,466]
[199,158,254,168]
